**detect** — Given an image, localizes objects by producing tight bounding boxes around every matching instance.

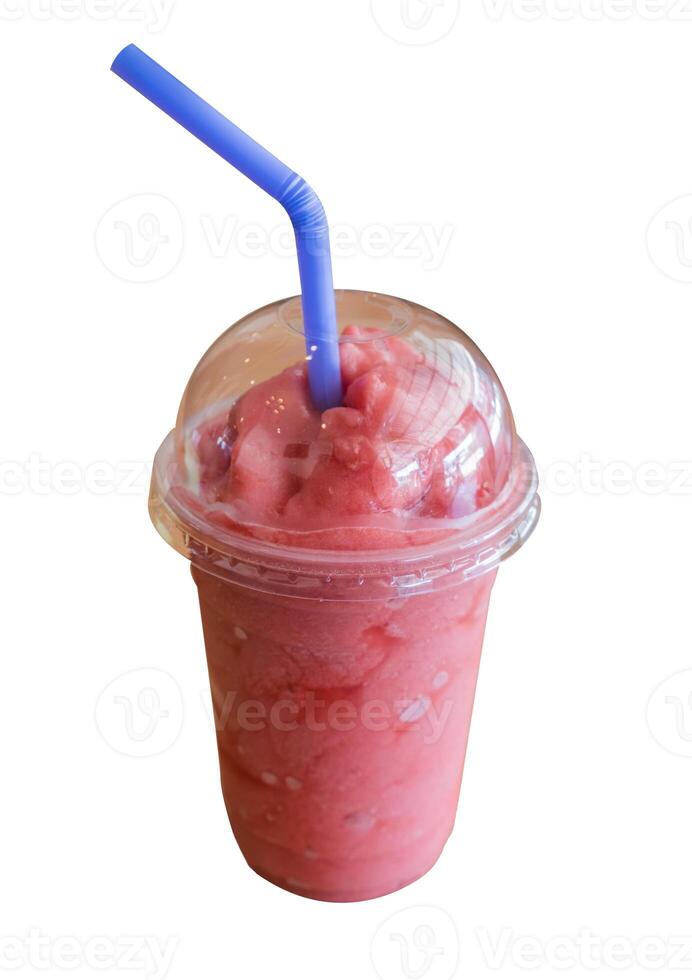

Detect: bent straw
[111,44,342,411]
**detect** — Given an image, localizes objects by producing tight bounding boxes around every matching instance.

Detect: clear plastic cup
[150,289,539,902]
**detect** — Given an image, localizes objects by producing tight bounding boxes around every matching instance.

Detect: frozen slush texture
[188,325,500,899]
[195,563,494,901]
[189,324,509,549]
[150,291,539,901]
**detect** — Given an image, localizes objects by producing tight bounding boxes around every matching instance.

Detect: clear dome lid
[150,290,539,595]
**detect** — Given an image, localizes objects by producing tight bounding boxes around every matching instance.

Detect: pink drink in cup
[150,290,539,902]
[110,45,539,902]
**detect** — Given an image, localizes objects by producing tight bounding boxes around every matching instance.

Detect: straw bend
[279,175,329,234]
[111,44,343,411]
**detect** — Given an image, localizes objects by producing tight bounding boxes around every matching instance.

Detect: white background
[1,1,691,978]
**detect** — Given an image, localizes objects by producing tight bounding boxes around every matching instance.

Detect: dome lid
[150,290,539,596]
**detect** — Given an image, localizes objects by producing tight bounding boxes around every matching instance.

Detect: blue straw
[111,44,342,412]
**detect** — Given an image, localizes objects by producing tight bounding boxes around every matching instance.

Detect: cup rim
[150,430,540,595]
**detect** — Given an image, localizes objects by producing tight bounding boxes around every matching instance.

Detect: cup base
[245,845,448,903]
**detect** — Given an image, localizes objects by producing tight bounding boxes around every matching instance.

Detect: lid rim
[149,433,539,589]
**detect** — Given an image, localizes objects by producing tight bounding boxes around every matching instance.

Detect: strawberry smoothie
[150,290,539,901]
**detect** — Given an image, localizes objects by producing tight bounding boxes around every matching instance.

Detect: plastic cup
[150,290,539,902]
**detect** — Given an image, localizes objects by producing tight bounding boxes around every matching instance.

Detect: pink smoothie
[194,562,495,901]
[188,325,507,545]
[179,325,507,900]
